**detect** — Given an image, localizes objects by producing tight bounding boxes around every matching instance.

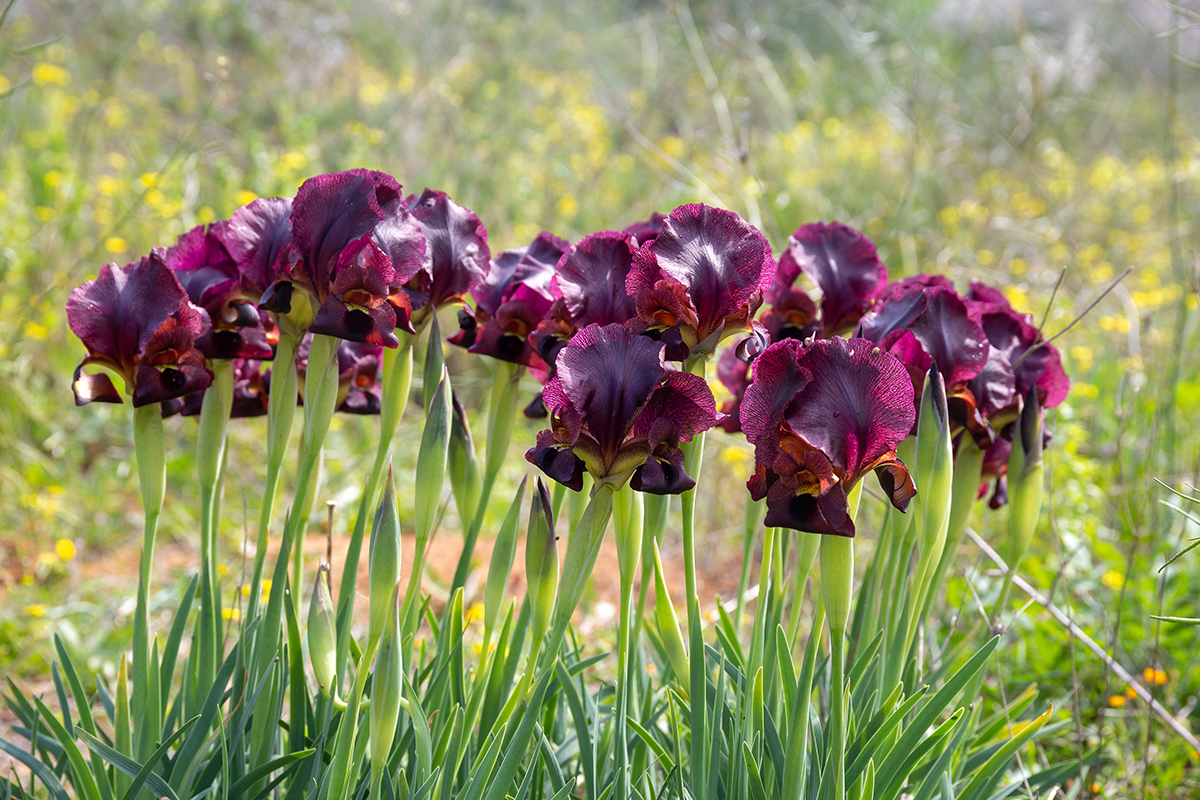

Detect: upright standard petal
[405,189,490,313]
[225,196,294,294]
[627,203,774,357]
[774,222,887,336]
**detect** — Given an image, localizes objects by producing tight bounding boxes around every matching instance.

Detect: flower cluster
[67,170,490,413]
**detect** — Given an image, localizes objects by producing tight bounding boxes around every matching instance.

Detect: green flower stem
[748,526,776,678]
[334,336,413,682]
[246,331,299,624]
[921,438,984,623]
[680,357,708,800]
[787,531,821,653]
[449,359,523,596]
[196,358,233,695]
[288,333,340,612]
[736,498,766,637]
[632,491,670,655]
[131,403,165,762]
[535,483,616,676]
[820,483,860,800]
[612,488,643,800]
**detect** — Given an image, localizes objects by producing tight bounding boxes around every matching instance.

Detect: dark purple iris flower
[67,254,213,408]
[225,196,294,302]
[741,337,916,537]
[161,358,271,418]
[166,222,275,360]
[403,189,490,320]
[530,230,640,371]
[296,334,384,415]
[773,222,888,337]
[965,281,1069,415]
[859,276,991,440]
[449,232,568,369]
[526,323,721,494]
[626,204,774,362]
[716,345,752,434]
[259,170,426,346]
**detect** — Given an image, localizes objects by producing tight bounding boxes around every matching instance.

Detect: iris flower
[526,323,721,494]
[403,188,491,325]
[258,169,426,346]
[773,221,888,337]
[166,221,275,360]
[741,337,916,536]
[859,275,991,440]
[67,254,213,407]
[626,203,774,362]
[450,232,568,368]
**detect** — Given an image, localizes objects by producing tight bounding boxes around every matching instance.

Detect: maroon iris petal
[167,222,275,360]
[861,280,989,388]
[774,222,888,336]
[627,203,774,347]
[451,232,567,367]
[66,254,213,407]
[742,337,916,537]
[405,189,490,310]
[967,281,1069,410]
[225,197,294,293]
[526,323,719,493]
[311,236,400,346]
[623,212,666,247]
[716,345,752,433]
[554,231,638,329]
[162,358,271,418]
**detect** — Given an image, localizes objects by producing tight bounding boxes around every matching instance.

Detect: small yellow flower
[25,322,49,340]
[1143,667,1157,684]
[105,236,128,254]
[1099,569,1124,589]
[235,189,258,207]
[21,575,34,585]
[221,607,241,621]
[55,539,76,561]
[32,62,70,87]
[1154,669,1167,685]
[25,604,46,618]
[463,604,484,625]
[217,564,229,576]
[1107,694,1127,708]
[1125,686,1138,700]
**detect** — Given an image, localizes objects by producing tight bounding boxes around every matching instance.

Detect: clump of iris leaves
[3,169,1087,800]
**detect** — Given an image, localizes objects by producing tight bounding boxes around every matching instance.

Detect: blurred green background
[2,0,1199,794]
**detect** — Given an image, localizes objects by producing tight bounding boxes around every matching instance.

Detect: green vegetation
[2,0,1198,795]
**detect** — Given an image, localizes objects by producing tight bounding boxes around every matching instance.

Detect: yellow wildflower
[1107,695,1127,708]
[25,604,46,618]
[55,539,76,561]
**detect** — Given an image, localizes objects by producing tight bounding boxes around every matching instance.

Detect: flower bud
[525,478,559,647]
[421,313,446,411]
[370,587,403,779]
[915,365,952,570]
[613,488,643,587]
[307,558,337,698]
[651,539,689,685]
[448,393,482,530]
[368,464,402,645]
[414,369,451,548]
[484,476,527,641]
[820,535,854,636]
[1006,388,1044,566]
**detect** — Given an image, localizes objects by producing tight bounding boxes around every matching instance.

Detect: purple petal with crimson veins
[627,203,773,341]
[310,237,399,346]
[622,212,666,247]
[291,169,403,292]
[225,197,294,294]
[473,232,566,316]
[551,323,666,461]
[862,284,988,387]
[66,255,195,384]
[554,231,638,328]
[406,189,490,308]
[630,370,720,448]
[775,221,887,336]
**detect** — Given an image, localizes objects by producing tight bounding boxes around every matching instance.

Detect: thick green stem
[748,526,776,677]
[131,404,165,761]
[449,359,523,595]
[736,498,766,637]
[196,359,233,694]
[288,334,340,612]
[612,488,642,800]
[247,332,299,624]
